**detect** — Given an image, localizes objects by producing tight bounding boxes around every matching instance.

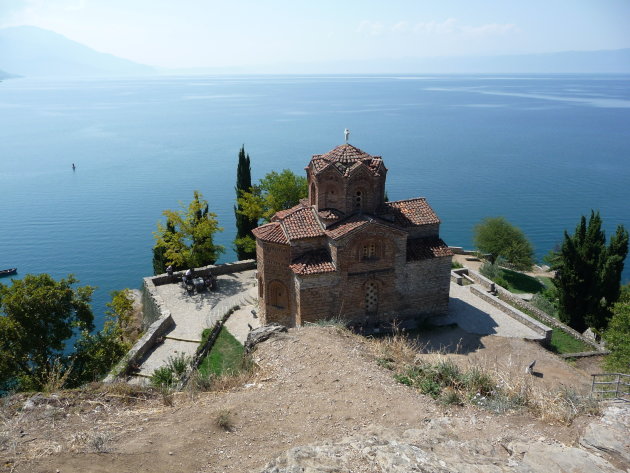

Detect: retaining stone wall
[465,269,605,352]
[104,313,174,383]
[469,285,551,343]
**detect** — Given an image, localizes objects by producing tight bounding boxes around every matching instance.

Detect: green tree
[473,217,534,270]
[153,190,224,271]
[152,219,176,275]
[237,169,308,224]
[234,146,258,260]
[70,289,135,386]
[550,211,628,332]
[603,300,630,373]
[0,274,94,391]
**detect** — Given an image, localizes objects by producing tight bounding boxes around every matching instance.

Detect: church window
[310,183,316,206]
[355,190,363,209]
[362,242,376,259]
[365,281,378,313]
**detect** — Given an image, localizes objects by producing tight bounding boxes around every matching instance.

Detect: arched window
[365,281,378,313]
[310,183,316,206]
[354,190,363,209]
[269,280,289,309]
[362,242,376,259]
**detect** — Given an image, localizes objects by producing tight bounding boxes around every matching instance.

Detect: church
[252,139,452,329]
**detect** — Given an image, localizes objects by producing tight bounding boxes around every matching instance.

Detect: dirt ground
[1,325,604,473]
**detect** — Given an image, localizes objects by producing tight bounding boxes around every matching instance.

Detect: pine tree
[234,146,257,260]
[552,211,628,332]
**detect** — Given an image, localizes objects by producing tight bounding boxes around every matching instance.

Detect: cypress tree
[552,211,628,332]
[234,146,257,260]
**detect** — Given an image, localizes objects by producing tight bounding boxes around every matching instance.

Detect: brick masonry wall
[257,241,293,325]
[294,272,342,324]
[401,256,452,318]
[405,223,440,239]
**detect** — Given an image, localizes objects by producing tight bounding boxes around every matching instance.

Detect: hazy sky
[1,0,629,68]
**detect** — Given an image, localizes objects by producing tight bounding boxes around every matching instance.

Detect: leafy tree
[603,300,630,373]
[473,217,534,270]
[0,274,94,391]
[152,219,176,275]
[550,211,628,332]
[234,146,258,260]
[237,169,308,224]
[70,289,135,386]
[153,190,224,271]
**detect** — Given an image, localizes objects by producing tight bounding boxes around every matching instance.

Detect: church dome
[309,143,384,177]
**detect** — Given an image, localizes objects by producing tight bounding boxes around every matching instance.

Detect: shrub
[216,409,233,431]
[530,293,558,318]
[150,366,175,388]
[167,353,191,378]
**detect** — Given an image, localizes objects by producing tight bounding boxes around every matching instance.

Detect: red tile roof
[251,222,289,245]
[309,144,385,177]
[325,214,370,239]
[406,237,453,261]
[281,206,326,240]
[378,198,440,227]
[289,250,336,275]
[257,203,325,243]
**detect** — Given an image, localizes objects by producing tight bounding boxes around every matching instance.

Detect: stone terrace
[132,269,257,382]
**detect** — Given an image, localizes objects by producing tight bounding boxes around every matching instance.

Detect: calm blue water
[1,74,629,328]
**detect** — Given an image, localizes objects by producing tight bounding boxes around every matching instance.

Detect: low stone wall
[470,285,552,343]
[142,259,257,328]
[450,270,463,285]
[107,260,258,383]
[150,259,256,287]
[448,247,477,255]
[465,269,605,352]
[105,313,175,383]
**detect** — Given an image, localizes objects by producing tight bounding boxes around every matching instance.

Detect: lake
[1,74,629,327]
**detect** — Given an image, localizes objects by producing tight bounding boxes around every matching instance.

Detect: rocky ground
[1,326,627,473]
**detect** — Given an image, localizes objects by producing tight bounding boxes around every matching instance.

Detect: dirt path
[5,326,598,473]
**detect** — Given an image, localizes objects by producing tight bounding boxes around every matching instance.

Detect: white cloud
[391,21,409,34]
[356,20,385,36]
[459,23,517,36]
[357,18,517,38]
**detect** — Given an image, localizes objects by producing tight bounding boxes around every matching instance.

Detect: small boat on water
[0,268,17,277]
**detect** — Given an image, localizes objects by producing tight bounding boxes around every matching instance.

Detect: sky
[1,0,629,69]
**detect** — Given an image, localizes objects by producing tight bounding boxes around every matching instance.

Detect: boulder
[245,323,287,353]
[580,404,630,466]
[260,426,624,473]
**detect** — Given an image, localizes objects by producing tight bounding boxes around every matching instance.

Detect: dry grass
[215,409,233,431]
[365,330,601,425]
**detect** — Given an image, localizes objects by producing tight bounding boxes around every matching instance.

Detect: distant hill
[0,26,154,78]
[0,68,19,79]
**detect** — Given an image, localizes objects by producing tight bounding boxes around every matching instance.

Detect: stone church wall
[400,256,452,318]
[257,241,293,325]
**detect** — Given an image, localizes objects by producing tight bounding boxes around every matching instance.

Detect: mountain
[0,68,19,79]
[0,26,154,78]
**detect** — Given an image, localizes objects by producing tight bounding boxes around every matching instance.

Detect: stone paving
[132,270,544,383]
[444,282,543,340]
[134,270,257,379]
